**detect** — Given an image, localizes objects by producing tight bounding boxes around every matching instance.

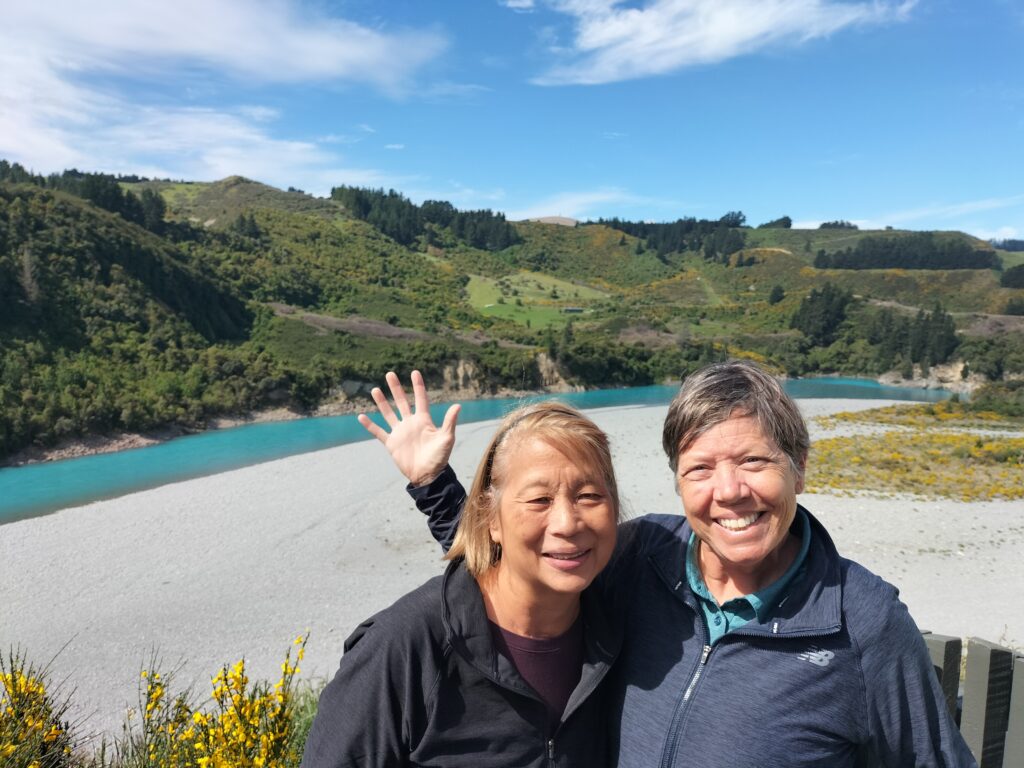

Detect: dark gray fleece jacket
[301,558,620,768]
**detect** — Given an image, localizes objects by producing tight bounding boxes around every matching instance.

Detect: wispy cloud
[0,1,445,190]
[404,181,507,210]
[385,144,406,151]
[501,0,537,11]
[974,225,1020,241]
[418,82,492,101]
[505,188,646,220]
[527,0,916,85]
[795,193,1024,237]
[873,194,1024,227]
[4,1,447,89]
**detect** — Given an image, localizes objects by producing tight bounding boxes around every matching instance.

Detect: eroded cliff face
[877,361,985,394]
[535,352,581,392]
[441,359,483,395]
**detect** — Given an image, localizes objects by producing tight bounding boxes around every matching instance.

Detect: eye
[682,464,711,480]
[577,492,605,505]
[524,496,551,508]
[741,456,771,469]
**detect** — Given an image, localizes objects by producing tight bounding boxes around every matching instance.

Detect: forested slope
[1,161,1022,461]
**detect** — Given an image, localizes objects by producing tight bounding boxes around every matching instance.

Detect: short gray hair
[662,360,809,473]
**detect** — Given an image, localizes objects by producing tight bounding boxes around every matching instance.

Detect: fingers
[385,371,412,417]
[357,413,388,444]
[370,386,398,426]
[410,370,430,415]
[440,403,461,435]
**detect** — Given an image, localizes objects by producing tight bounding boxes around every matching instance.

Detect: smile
[544,549,590,561]
[716,512,762,532]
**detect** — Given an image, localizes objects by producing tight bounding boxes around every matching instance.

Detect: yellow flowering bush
[817,401,1021,431]
[1,649,75,768]
[123,635,309,768]
[4,636,316,768]
[808,431,1024,500]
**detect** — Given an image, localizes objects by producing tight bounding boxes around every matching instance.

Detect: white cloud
[876,194,1024,225]
[973,226,1020,242]
[418,82,492,101]
[237,106,280,123]
[4,1,446,89]
[531,0,916,85]
[403,181,507,210]
[0,1,446,192]
[501,0,537,11]
[385,144,406,150]
[505,188,640,220]
[796,194,1024,237]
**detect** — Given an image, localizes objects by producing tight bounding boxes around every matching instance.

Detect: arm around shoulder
[850,573,977,767]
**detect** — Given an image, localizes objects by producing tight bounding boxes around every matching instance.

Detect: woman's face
[489,437,617,602]
[675,413,804,578]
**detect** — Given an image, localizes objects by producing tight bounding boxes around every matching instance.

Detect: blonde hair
[447,401,619,576]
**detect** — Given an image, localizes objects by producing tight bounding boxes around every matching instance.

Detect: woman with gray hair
[302,395,622,767]
[375,362,975,767]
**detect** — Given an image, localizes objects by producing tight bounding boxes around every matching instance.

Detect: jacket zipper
[682,644,712,702]
[547,737,555,763]
[659,642,713,768]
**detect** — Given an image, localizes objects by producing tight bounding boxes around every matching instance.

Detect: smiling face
[488,437,617,604]
[675,413,805,586]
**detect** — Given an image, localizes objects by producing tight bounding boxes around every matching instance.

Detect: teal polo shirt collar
[685,508,812,645]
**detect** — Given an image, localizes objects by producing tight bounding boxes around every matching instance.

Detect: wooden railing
[921,632,1023,768]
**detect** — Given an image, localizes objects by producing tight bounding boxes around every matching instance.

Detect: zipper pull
[700,645,712,665]
[547,738,555,760]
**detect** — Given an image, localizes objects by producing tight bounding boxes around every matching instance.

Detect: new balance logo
[798,647,835,667]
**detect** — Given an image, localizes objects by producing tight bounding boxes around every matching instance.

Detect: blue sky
[1,0,1021,239]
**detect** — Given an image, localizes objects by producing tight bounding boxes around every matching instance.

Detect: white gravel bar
[1,398,1021,740]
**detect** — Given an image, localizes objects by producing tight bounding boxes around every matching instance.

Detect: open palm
[357,370,461,487]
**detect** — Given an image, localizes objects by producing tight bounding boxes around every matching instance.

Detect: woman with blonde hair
[302,376,621,767]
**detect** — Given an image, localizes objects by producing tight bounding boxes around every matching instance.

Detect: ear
[488,505,503,547]
[794,454,807,494]
[487,499,503,548]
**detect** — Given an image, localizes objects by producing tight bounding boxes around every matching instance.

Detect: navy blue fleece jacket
[410,466,976,768]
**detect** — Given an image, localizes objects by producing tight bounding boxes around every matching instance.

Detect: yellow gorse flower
[130,633,310,768]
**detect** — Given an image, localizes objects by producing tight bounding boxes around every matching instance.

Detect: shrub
[1,649,76,768]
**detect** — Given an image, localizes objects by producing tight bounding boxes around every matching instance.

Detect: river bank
[1,397,1019,741]
[2,368,977,468]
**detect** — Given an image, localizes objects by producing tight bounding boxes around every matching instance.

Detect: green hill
[1,163,1022,461]
[125,176,344,226]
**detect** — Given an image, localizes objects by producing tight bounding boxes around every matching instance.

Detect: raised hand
[357,370,461,487]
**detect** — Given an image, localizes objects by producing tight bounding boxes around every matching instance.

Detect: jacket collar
[440,559,621,709]
[646,505,844,638]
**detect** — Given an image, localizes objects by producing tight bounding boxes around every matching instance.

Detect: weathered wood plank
[1003,654,1024,768]
[962,637,1014,767]
[922,631,963,719]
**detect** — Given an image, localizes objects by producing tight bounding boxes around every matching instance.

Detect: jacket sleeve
[300,618,434,768]
[855,586,977,768]
[407,464,465,553]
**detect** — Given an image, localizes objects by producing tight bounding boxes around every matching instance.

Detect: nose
[712,463,749,504]
[547,494,582,536]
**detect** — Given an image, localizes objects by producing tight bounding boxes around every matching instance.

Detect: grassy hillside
[2,169,1023,461]
[126,176,343,226]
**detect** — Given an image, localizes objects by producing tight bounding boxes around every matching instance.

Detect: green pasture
[466,272,605,329]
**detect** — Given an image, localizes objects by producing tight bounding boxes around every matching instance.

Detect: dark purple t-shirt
[489,617,584,730]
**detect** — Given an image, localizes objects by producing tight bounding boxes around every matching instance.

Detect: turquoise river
[0,378,949,524]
